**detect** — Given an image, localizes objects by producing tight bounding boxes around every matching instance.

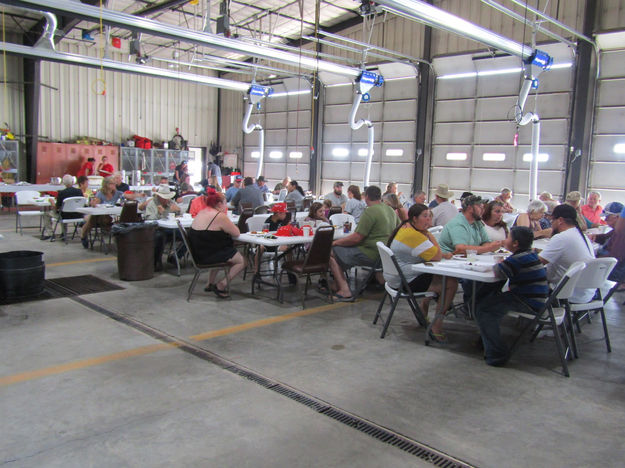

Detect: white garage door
[242,78,311,191]
[320,74,418,197]
[589,41,625,206]
[430,44,574,208]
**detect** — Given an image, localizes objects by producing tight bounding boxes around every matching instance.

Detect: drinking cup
[168,212,176,220]
[262,223,270,233]
[466,249,478,262]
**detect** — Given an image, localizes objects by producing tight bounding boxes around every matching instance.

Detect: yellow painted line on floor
[0,300,356,387]
[47,257,116,267]
[0,343,174,387]
[189,300,355,341]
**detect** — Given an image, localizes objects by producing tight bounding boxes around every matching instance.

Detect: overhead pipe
[0,41,252,92]
[2,0,362,78]
[33,11,57,50]
[242,85,272,179]
[351,71,384,188]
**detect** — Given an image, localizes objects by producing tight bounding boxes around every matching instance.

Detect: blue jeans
[475,292,536,365]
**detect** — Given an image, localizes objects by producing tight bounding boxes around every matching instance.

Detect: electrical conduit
[349,93,374,188]
[242,101,264,180]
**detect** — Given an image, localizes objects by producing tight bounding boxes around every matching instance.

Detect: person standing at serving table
[189,189,245,298]
[97,155,114,177]
[77,157,96,177]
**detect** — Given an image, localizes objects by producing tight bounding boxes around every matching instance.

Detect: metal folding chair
[51,196,87,243]
[373,242,435,338]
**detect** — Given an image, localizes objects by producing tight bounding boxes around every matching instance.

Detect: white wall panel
[435,100,475,122]
[38,43,217,149]
[589,39,625,205]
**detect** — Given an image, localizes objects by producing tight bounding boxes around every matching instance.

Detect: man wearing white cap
[145,185,182,271]
[431,184,458,227]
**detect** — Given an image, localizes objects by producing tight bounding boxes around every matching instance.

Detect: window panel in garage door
[589,45,625,205]
[243,87,311,191]
[430,48,573,208]
[320,77,418,197]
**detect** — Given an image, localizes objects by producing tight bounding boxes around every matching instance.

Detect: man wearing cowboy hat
[431,184,458,227]
[144,184,182,271]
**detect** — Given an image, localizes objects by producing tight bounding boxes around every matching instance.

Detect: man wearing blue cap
[589,202,624,256]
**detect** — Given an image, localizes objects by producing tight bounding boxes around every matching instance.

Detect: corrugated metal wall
[0,33,25,139]
[218,88,244,155]
[599,0,625,31]
[38,42,218,147]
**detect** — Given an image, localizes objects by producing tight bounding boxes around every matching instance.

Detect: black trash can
[0,250,45,300]
[113,223,156,281]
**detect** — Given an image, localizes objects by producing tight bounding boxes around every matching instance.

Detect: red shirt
[581,204,605,225]
[98,163,114,177]
[77,161,94,177]
[189,196,207,217]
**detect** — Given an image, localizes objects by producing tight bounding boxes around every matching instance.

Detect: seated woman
[344,185,366,223]
[188,189,245,299]
[385,203,457,344]
[80,176,123,248]
[322,199,333,219]
[514,200,552,239]
[482,200,509,241]
[383,193,408,222]
[304,202,329,227]
[284,180,305,210]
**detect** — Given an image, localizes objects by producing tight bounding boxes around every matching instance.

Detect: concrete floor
[1,211,624,467]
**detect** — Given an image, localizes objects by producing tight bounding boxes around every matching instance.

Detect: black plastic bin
[113,223,156,281]
[0,250,45,299]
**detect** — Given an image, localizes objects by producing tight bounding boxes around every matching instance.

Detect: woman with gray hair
[514,200,552,238]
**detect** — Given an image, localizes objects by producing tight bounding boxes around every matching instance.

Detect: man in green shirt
[438,195,503,254]
[329,185,399,301]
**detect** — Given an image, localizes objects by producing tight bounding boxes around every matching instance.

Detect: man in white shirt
[324,181,347,207]
[539,204,595,302]
[431,184,458,226]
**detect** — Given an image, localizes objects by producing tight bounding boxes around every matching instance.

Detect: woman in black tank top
[189,189,245,298]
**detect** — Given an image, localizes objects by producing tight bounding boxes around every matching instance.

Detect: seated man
[329,185,399,301]
[143,185,182,271]
[494,188,514,213]
[324,181,347,207]
[475,226,549,366]
[597,202,625,285]
[438,194,504,304]
[225,175,242,202]
[539,204,596,302]
[43,174,83,238]
[590,202,623,255]
[113,171,138,200]
[231,177,264,214]
[580,191,604,227]
[430,184,457,226]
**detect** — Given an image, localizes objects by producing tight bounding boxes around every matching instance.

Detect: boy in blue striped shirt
[475,226,549,366]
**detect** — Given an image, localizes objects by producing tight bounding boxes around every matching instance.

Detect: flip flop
[214,287,230,299]
[333,294,355,302]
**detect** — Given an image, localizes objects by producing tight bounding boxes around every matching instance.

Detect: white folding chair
[246,215,269,232]
[373,242,436,338]
[567,257,617,355]
[508,261,586,377]
[428,225,443,241]
[15,190,44,235]
[329,213,355,227]
[180,194,196,205]
[51,196,87,244]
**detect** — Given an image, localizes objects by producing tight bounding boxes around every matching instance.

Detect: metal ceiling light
[1,0,362,78]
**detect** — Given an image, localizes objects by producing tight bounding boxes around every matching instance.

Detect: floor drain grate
[74,298,476,468]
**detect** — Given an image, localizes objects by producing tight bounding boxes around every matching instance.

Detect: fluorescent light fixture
[446,152,467,161]
[289,151,303,159]
[270,89,311,98]
[478,67,522,77]
[482,152,506,161]
[250,151,260,158]
[523,153,549,162]
[332,147,350,157]
[385,148,404,157]
[357,148,374,156]
[269,151,283,159]
[438,71,477,80]
[614,143,625,154]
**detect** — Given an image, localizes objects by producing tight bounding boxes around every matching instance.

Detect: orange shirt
[581,204,605,225]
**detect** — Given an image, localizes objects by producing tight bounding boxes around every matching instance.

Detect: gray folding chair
[373,242,435,338]
[507,261,586,377]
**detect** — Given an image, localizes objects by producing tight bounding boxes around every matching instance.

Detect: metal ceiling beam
[1,41,252,92]
[229,0,317,28]
[132,0,190,17]
[375,0,533,60]
[1,0,361,77]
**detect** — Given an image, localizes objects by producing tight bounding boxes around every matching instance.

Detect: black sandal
[204,284,214,292]
[214,287,230,299]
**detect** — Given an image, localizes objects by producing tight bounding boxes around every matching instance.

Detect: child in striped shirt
[475,226,549,366]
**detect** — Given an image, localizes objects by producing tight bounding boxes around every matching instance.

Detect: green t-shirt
[355,203,400,260]
[438,213,490,253]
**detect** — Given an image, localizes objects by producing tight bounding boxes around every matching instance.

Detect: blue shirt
[225,186,239,202]
[497,250,549,311]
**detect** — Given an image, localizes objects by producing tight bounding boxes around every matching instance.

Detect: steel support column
[413,7,432,195]
[565,0,597,194]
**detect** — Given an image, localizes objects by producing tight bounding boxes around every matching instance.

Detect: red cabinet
[36,143,119,183]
